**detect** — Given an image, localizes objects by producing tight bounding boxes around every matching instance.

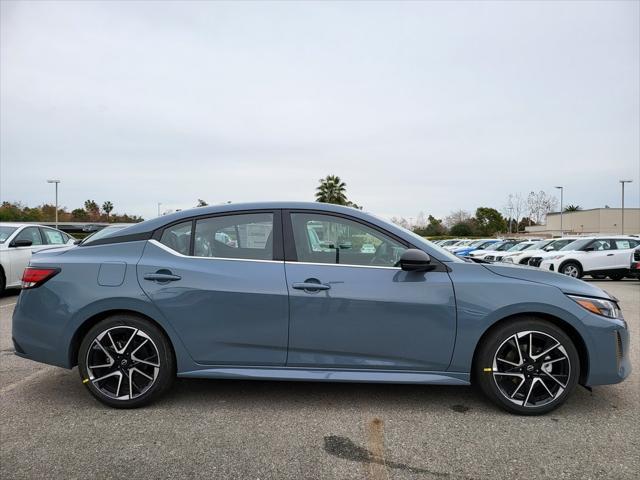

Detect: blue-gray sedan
[12,202,630,414]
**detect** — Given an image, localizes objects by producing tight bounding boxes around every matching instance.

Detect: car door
[583,239,617,271]
[612,239,640,269]
[137,211,289,366]
[7,227,47,285]
[283,210,457,371]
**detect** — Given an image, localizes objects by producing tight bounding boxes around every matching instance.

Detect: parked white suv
[538,236,640,280]
[0,223,75,293]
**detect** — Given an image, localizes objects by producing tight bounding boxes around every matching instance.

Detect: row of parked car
[433,236,640,280]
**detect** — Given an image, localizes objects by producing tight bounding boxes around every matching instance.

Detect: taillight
[21,267,60,289]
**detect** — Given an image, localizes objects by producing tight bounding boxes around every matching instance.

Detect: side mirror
[11,239,33,248]
[399,249,436,272]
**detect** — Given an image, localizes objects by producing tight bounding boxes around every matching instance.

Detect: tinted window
[41,228,66,245]
[160,221,192,255]
[14,227,43,246]
[291,213,406,267]
[194,213,273,260]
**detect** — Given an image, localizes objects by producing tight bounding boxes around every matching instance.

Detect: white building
[525,208,640,236]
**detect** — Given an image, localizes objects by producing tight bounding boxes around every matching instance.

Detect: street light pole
[47,179,61,229]
[620,180,632,234]
[554,186,563,236]
[157,202,162,217]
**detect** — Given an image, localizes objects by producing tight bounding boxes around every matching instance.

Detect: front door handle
[606,253,614,256]
[292,281,331,292]
[144,271,182,282]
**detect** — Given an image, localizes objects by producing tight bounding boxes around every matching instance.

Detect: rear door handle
[606,254,614,256]
[292,282,331,292]
[144,272,181,282]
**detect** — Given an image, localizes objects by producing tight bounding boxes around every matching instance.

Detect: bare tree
[503,194,526,227]
[526,191,559,224]
[390,216,410,229]
[415,211,427,228]
[444,210,471,228]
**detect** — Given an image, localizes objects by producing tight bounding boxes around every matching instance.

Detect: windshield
[559,239,589,251]
[0,226,18,243]
[508,243,534,252]
[394,225,464,262]
[530,240,552,250]
[496,241,519,251]
[81,225,133,245]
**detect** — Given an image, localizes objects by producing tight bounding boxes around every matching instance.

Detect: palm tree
[564,204,582,212]
[315,175,348,205]
[102,201,114,221]
[84,200,100,220]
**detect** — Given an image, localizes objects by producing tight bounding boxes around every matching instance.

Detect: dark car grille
[485,255,495,261]
[529,257,543,267]
[615,331,624,371]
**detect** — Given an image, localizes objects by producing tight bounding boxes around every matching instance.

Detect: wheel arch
[471,312,590,385]
[558,259,583,275]
[68,308,177,369]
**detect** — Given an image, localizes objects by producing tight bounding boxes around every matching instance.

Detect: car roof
[0,222,37,228]
[118,202,379,236]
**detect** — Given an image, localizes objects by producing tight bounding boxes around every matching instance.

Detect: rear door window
[194,213,274,260]
[159,221,192,255]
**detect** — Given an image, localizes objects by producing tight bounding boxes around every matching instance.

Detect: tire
[608,273,624,281]
[475,317,580,415]
[78,315,175,408]
[560,261,583,279]
[0,268,5,296]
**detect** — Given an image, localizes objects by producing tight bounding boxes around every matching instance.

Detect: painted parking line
[0,302,17,308]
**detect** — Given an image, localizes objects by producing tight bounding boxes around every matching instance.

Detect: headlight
[504,257,513,263]
[568,295,621,319]
[547,254,565,260]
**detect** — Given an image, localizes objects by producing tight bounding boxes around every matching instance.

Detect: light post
[157,202,162,217]
[47,179,60,229]
[554,186,563,236]
[620,180,632,234]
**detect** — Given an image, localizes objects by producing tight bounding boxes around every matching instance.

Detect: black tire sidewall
[476,317,580,415]
[78,315,175,408]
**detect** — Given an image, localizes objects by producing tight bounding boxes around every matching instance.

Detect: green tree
[450,222,474,236]
[564,204,582,212]
[475,207,506,235]
[102,201,114,221]
[71,208,89,221]
[414,215,448,236]
[315,175,348,205]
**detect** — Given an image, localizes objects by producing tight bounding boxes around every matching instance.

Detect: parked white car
[501,238,578,265]
[443,239,475,251]
[0,223,75,293]
[483,240,539,262]
[538,236,640,280]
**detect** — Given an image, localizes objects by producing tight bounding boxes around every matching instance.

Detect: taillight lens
[21,267,60,289]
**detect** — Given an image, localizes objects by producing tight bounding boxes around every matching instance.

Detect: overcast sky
[1,0,638,221]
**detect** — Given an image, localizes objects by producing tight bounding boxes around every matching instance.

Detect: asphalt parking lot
[1,280,638,480]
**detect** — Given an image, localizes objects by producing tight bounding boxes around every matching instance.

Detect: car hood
[483,263,613,299]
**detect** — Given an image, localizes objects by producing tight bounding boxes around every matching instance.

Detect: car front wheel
[560,261,582,278]
[475,318,580,415]
[78,315,175,408]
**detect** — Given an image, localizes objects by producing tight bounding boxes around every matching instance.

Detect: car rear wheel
[608,273,624,281]
[560,261,582,278]
[0,269,5,295]
[475,318,580,415]
[591,274,607,280]
[78,315,175,408]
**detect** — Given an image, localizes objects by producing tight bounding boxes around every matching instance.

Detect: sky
[1,0,638,221]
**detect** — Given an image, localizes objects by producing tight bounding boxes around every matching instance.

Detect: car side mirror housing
[11,239,33,247]
[399,249,436,272]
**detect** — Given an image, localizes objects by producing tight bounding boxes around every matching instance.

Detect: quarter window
[14,227,43,246]
[290,213,407,267]
[41,228,66,245]
[194,213,274,260]
[159,221,192,255]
